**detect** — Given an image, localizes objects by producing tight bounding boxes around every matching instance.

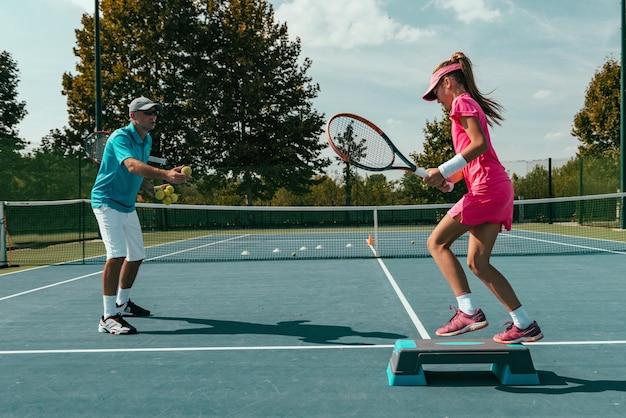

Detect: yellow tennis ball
[165,185,175,194]
[181,166,192,175]
[170,193,178,203]
[163,188,171,197]
[155,190,165,200]
[291,252,296,257]
[163,196,172,205]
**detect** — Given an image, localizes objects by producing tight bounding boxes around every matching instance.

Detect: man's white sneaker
[98,314,138,335]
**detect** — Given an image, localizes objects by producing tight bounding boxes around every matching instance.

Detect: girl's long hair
[434,52,504,127]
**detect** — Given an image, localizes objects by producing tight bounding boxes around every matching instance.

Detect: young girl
[421,52,543,344]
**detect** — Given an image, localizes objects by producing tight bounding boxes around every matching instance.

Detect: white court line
[0,344,394,355]
[2,340,626,356]
[505,231,626,255]
[146,234,251,261]
[368,244,431,339]
[0,272,102,301]
[0,235,252,301]
[525,340,626,346]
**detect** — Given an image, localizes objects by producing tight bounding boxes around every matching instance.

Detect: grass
[513,222,626,242]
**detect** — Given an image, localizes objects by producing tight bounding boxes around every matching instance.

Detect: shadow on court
[140,316,408,345]
[495,371,626,395]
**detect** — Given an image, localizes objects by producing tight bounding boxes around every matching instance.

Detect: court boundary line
[0,344,394,355]
[0,271,101,301]
[368,244,431,339]
[2,340,626,356]
[504,231,626,255]
[146,234,251,261]
[0,236,252,301]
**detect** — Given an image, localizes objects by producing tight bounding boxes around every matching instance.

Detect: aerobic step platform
[387,339,540,386]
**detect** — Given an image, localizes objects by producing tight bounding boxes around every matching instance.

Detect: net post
[548,158,553,224]
[0,202,7,268]
[621,0,626,228]
[373,207,379,257]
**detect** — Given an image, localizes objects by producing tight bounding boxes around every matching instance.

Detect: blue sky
[1,0,622,176]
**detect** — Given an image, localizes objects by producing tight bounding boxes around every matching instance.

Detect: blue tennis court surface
[1,253,625,417]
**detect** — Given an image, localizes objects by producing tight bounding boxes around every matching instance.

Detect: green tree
[396,171,428,204]
[60,0,328,205]
[0,50,29,200]
[305,175,343,206]
[0,51,27,145]
[511,165,549,199]
[572,57,621,158]
[550,159,579,197]
[62,0,203,152]
[207,0,328,205]
[358,174,396,206]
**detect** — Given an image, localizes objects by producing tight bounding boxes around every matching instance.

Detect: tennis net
[2,193,626,266]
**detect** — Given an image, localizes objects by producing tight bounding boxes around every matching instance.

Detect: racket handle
[148,155,168,165]
[414,167,455,192]
[414,167,428,178]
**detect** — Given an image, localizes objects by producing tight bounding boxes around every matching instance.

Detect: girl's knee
[467,256,489,276]
[426,235,446,254]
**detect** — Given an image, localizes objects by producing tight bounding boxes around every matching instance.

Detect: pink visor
[422,63,462,101]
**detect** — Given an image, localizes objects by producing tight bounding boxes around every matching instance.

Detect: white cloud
[544,131,564,141]
[434,0,501,24]
[275,0,433,49]
[533,90,553,99]
[385,118,403,128]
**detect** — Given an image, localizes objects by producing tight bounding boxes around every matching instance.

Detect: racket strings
[85,132,109,162]
[329,117,394,169]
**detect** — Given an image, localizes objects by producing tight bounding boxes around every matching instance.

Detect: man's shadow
[141,316,407,345]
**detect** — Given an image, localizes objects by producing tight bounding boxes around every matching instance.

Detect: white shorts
[93,206,146,261]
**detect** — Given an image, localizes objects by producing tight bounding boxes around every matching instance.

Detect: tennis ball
[291,252,296,257]
[155,190,165,200]
[411,240,415,245]
[170,193,178,203]
[181,166,192,175]
[163,188,171,197]
[163,196,172,205]
[165,185,175,194]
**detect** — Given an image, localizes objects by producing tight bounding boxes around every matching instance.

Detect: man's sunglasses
[141,109,160,116]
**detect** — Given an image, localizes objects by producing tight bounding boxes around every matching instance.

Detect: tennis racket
[325,113,428,177]
[84,131,168,165]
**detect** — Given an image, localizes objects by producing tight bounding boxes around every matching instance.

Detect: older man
[91,96,190,334]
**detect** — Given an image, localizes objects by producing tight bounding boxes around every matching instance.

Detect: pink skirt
[447,181,514,231]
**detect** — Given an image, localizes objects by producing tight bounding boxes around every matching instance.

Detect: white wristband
[438,154,467,179]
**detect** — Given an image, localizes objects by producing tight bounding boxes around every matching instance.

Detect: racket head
[326,113,426,176]
[84,131,110,164]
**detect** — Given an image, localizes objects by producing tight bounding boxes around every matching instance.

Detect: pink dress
[447,93,513,231]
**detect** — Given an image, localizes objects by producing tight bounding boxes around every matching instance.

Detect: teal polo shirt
[91,123,152,212]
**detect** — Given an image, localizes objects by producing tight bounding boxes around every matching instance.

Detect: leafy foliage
[572,57,621,157]
[0,51,29,200]
[60,0,328,205]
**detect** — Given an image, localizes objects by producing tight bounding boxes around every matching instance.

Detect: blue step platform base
[387,339,540,386]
